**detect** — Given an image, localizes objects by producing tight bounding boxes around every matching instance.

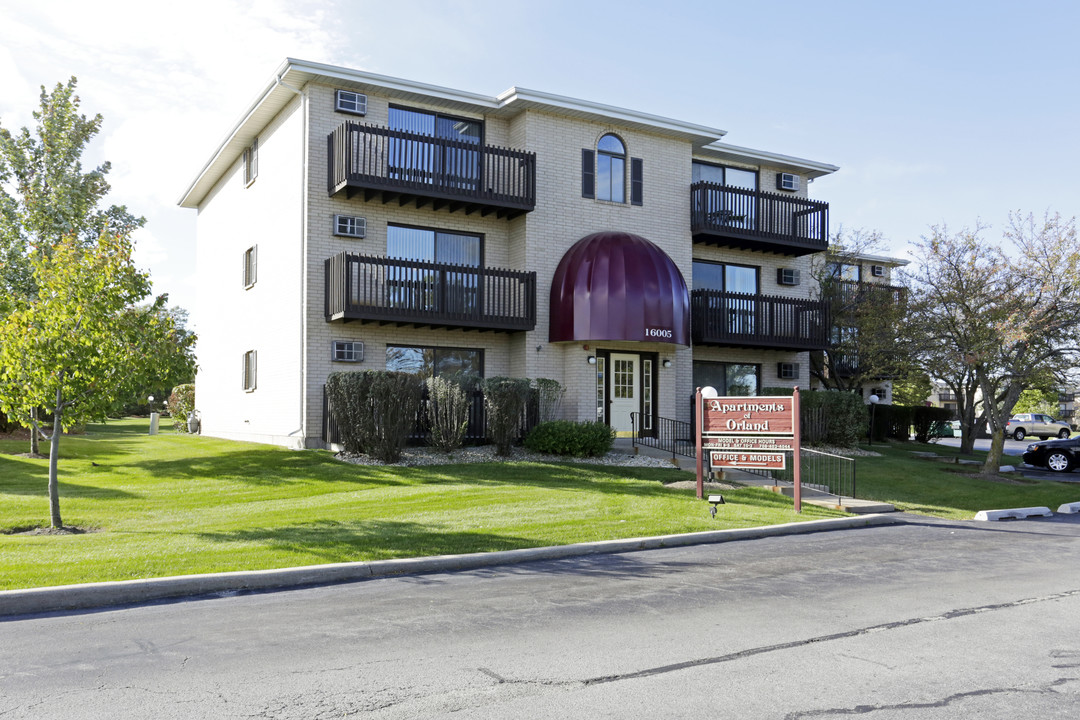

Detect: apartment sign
[695,389,803,511]
[704,437,795,452]
[701,398,795,436]
[710,451,786,470]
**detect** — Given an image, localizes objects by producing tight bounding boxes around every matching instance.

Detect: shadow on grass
[130,448,420,487]
[0,457,138,499]
[195,519,540,562]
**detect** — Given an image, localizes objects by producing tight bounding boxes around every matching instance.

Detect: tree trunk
[48,387,63,529]
[30,407,40,456]
[982,429,1005,476]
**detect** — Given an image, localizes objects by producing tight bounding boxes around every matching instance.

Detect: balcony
[325,252,536,332]
[328,122,536,219]
[831,280,906,305]
[690,182,829,256]
[691,290,830,351]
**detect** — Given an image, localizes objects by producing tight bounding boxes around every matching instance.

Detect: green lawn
[849,440,1080,520]
[0,419,841,590]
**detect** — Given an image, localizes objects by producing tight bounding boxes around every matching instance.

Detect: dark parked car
[1022,436,1080,473]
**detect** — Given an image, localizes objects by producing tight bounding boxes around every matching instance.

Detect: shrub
[483,376,531,455]
[533,378,565,423]
[762,388,868,448]
[167,384,196,433]
[426,375,470,453]
[326,371,424,462]
[524,420,614,457]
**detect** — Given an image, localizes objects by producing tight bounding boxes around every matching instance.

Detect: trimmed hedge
[761,388,868,448]
[524,420,615,457]
[426,375,470,453]
[483,376,532,456]
[326,371,424,462]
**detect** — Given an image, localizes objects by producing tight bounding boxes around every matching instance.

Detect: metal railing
[630,413,696,462]
[325,252,536,332]
[690,181,828,252]
[691,289,831,350]
[328,122,536,216]
[750,448,857,499]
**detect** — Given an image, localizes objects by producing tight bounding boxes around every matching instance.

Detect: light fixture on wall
[662,358,672,368]
[587,355,597,365]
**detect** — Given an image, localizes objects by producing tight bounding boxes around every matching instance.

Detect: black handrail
[690,181,828,249]
[691,289,830,350]
[325,252,536,332]
[631,412,696,461]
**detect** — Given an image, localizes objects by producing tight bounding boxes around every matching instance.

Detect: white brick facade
[182,60,840,447]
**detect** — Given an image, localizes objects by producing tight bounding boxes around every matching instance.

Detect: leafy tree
[0,234,187,528]
[906,213,1080,473]
[1012,387,1060,417]
[110,305,197,416]
[890,370,933,408]
[810,228,912,392]
[0,77,144,454]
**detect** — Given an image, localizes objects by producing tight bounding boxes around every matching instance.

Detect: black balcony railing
[830,280,906,306]
[690,182,829,256]
[691,290,831,351]
[325,252,536,332]
[328,122,536,218]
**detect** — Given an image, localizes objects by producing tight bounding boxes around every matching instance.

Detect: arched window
[596,134,626,203]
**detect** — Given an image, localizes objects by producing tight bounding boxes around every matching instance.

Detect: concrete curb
[0,514,901,618]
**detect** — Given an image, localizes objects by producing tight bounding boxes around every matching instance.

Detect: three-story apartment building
[179,58,838,448]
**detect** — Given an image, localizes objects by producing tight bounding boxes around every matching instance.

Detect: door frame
[597,350,659,437]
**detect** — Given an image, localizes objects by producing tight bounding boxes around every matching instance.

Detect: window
[243,245,257,288]
[332,340,364,363]
[243,138,258,186]
[335,89,367,115]
[387,224,481,313]
[693,260,758,334]
[596,134,626,203]
[693,362,760,397]
[595,356,606,420]
[386,345,483,379]
[388,107,481,189]
[334,215,366,238]
[828,262,860,281]
[692,161,757,228]
[642,358,653,430]
[242,350,257,392]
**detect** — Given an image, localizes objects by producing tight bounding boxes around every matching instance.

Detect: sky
[1,0,1078,332]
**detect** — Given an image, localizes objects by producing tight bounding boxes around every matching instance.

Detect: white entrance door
[609,353,640,434]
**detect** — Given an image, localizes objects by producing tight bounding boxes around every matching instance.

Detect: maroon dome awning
[549,231,690,345]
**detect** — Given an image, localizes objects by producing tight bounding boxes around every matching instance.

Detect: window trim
[385,344,485,379]
[243,245,258,289]
[386,222,485,267]
[242,138,258,186]
[242,350,257,392]
[691,160,760,190]
[691,259,760,294]
[596,133,627,203]
[331,340,365,363]
[387,104,485,145]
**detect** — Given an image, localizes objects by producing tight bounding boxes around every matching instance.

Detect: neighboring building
[179,59,838,448]
[811,252,908,403]
[1058,388,1077,428]
[929,382,958,414]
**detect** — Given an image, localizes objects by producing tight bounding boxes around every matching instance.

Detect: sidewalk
[611,439,896,515]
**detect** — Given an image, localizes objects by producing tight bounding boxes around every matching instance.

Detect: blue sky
[1,0,1077,329]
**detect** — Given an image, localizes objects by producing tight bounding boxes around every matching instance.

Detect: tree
[906,213,1080,473]
[810,228,912,393]
[0,234,186,528]
[1013,387,1059,417]
[110,305,197,416]
[891,369,933,408]
[0,77,143,455]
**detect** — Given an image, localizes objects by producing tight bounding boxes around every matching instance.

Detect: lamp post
[868,393,880,447]
[148,395,160,436]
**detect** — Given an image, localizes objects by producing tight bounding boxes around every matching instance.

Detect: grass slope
[0,419,839,590]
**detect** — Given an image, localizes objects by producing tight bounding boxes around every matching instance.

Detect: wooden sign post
[696,387,802,512]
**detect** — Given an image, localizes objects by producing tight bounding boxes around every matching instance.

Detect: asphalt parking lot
[934,436,1080,481]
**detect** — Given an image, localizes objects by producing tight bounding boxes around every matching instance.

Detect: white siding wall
[194,96,307,447]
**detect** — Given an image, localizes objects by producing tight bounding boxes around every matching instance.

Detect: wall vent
[777,268,801,286]
[778,362,799,380]
[335,90,367,116]
[776,173,799,191]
